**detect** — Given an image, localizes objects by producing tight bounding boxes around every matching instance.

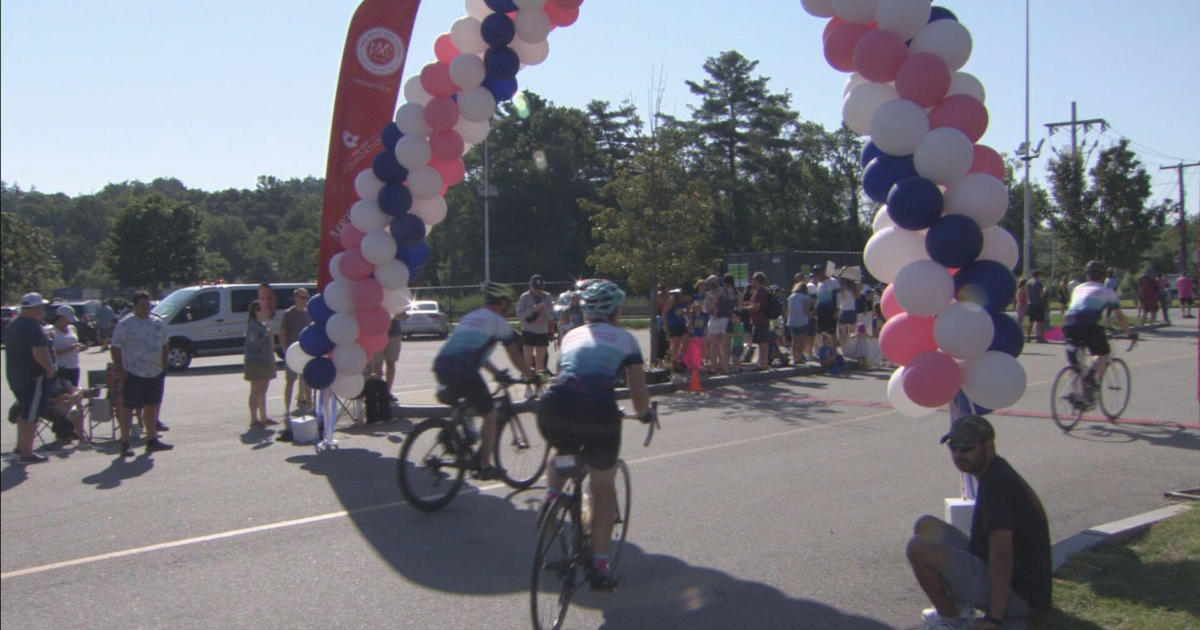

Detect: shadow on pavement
[1067,423,1200,452]
[80,451,155,489]
[0,461,29,491]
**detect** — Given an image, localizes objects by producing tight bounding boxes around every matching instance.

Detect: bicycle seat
[551,452,587,478]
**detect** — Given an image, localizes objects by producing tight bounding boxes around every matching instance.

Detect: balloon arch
[288,0,1026,446]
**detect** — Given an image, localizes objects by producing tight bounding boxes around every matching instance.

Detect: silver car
[400,300,450,339]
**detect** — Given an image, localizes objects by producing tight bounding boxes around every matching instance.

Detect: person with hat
[516,274,554,376]
[906,416,1052,629]
[50,305,87,387]
[1064,261,1133,401]
[3,293,58,463]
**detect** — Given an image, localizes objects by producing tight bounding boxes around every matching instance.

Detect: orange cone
[686,365,705,392]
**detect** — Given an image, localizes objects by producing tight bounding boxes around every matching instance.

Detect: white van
[151,283,317,370]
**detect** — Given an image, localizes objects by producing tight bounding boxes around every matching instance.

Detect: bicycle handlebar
[621,401,660,447]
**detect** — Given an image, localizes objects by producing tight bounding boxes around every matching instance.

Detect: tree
[104,194,204,290]
[999,158,1052,275]
[0,212,64,301]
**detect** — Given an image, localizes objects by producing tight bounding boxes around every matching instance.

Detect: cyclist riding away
[432,282,534,480]
[535,279,655,591]
[1063,261,1133,395]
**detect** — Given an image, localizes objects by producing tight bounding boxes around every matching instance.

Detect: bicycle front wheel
[1050,366,1084,432]
[609,459,633,575]
[531,497,581,630]
[398,418,466,512]
[497,410,548,489]
[1098,359,1131,420]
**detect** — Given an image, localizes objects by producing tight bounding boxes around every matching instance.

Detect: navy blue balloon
[929,6,958,22]
[483,75,519,102]
[860,141,885,167]
[925,214,984,269]
[372,150,409,183]
[484,46,520,81]
[303,356,337,390]
[954,260,1017,314]
[397,241,431,269]
[377,183,413,217]
[390,214,426,249]
[381,122,403,152]
[988,311,1024,358]
[306,294,332,326]
[485,0,518,12]
[886,176,943,230]
[481,13,515,47]
[863,154,917,204]
[299,322,335,358]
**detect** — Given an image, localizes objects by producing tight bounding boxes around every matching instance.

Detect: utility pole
[1160,161,1200,275]
[1044,101,1108,158]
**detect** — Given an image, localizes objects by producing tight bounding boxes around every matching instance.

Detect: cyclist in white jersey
[1063,261,1132,386]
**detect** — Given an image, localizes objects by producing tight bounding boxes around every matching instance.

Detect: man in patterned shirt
[111,290,173,456]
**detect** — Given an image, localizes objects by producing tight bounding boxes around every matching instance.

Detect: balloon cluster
[802,0,1026,417]
[287,0,584,398]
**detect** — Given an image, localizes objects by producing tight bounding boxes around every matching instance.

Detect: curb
[1051,503,1192,572]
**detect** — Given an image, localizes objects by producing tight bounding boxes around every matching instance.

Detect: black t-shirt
[4,316,51,391]
[969,456,1053,609]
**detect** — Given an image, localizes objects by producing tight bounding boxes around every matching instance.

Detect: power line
[1102,123,1193,163]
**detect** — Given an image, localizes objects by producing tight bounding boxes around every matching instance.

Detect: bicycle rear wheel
[1098,358,1131,420]
[397,418,466,512]
[497,410,548,489]
[609,460,632,574]
[1050,366,1084,432]
[531,497,581,630]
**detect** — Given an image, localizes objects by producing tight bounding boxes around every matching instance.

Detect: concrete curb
[1051,503,1193,572]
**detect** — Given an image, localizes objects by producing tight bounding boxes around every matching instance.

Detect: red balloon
[552,0,583,8]
[879,312,937,366]
[853,29,908,83]
[931,94,989,143]
[339,225,365,251]
[429,129,465,162]
[822,16,846,41]
[902,350,963,408]
[351,278,384,312]
[356,307,391,336]
[424,97,460,131]
[544,2,579,26]
[969,144,1005,179]
[434,33,459,64]
[880,284,903,319]
[430,158,466,187]
[823,23,872,72]
[894,52,950,108]
[420,62,457,98]
[357,331,389,356]
[338,248,374,281]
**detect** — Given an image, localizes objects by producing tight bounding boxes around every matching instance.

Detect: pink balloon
[430,158,465,187]
[424,97,460,132]
[420,62,457,98]
[544,2,579,26]
[822,16,846,41]
[350,278,384,312]
[824,22,873,72]
[338,248,374,281]
[552,0,583,8]
[339,225,365,251]
[879,313,937,366]
[880,284,903,319]
[356,306,391,336]
[969,144,1005,179]
[902,350,963,408]
[434,33,459,64]
[931,94,989,143]
[853,29,908,83]
[357,331,388,356]
[429,129,465,162]
[894,52,951,108]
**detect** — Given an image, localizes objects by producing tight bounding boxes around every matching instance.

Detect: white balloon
[393,134,432,170]
[870,99,930,156]
[450,16,487,55]
[875,0,932,40]
[354,169,385,202]
[515,9,552,43]
[403,75,433,106]
[360,229,398,265]
[330,372,366,400]
[382,286,414,315]
[961,351,1027,409]
[873,205,894,232]
[842,81,898,136]
[465,0,490,20]
[455,116,491,145]
[934,301,994,359]
[842,72,868,99]
[394,102,432,137]
[949,71,986,104]
[410,195,449,227]
[457,85,497,123]
[406,167,444,200]
[323,280,355,313]
[449,53,486,89]
[800,0,836,18]
[331,342,369,376]
[328,252,347,283]
[832,0,878,24]
[285,341,312,374]
[979,226,1020,271]
[864,227,931,285]
[349,199,391,233]
[514,0,547,9]
[325,311,361,346]
[510,35,550,65]
[909,19,973,72]
[888,366,935,417]
[914,127,974,185]
[893,260,955,317]
[944,173,1008,228]
[374,258,411,290]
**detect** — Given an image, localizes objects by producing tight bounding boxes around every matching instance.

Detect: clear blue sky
[2,0,1197,216]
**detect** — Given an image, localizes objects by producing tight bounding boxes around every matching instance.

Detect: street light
[477,138,498,284]
[1015,138,1043,275]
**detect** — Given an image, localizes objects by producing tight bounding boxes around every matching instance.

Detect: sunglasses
[947,442,978,453]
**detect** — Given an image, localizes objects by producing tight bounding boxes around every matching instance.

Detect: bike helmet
[1085,260,1105,281]
[579,280,625,321]
[484,282,515,303]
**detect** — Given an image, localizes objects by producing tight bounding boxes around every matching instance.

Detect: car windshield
[410,302,439,313]
[152,288,198,321]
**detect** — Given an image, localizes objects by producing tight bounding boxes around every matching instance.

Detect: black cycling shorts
[434,370,493,415]
[1063,323,1110,357]
[536,389,621,470]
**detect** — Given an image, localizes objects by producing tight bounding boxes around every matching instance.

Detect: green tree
[104,194,204,290]
[1000,158,1053,275]
[0,212,64,301]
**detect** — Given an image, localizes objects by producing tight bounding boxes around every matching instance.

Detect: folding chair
[85,368,116,441]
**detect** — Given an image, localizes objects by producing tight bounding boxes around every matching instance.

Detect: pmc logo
[356,27,405,77]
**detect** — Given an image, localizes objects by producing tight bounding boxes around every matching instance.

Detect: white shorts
[707,316,729,336]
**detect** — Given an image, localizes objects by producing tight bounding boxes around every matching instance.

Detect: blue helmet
[579,280,625,321]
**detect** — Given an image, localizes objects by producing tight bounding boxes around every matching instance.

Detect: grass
[1031,504,1199,630]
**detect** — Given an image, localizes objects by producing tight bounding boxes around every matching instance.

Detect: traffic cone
[684,342,705,392]
[686,365,705,392]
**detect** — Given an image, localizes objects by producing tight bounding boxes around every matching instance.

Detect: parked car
[400,300,450,339]
[1,306,17,344]
[45,300,101,345]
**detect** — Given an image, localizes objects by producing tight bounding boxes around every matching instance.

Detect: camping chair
[85,368,116,441]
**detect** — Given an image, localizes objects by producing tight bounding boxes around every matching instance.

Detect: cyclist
[536,279,655,591]
[1063,261,1133,397]
[432,282,534,480]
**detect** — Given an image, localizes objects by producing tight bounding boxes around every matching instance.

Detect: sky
[2,0,1197,216]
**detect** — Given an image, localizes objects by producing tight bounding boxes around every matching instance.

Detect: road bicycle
[1051,333,1138,431]
[397,372,546,511]
[530,403,659,630]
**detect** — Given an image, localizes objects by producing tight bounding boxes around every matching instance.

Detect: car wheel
[168,343,192,371]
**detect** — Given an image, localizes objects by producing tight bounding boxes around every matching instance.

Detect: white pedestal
[945,498,976,534]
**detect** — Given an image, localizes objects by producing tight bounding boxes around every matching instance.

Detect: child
[730,312,745,373]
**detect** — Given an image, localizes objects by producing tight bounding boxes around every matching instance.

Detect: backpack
[764,293,783,320]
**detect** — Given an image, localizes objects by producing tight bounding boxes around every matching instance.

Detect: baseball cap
[20,293,47,308]
[56,305,78,322]
[530,274,545,289]
[939,415,995,445]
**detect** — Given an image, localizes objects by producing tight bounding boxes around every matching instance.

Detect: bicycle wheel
[531,497,581,630]
[397,418,467,512]
[1097,359,1131,420]
[609,460,633,574]
[1050,366,1084,432]
[497,410,548,489]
